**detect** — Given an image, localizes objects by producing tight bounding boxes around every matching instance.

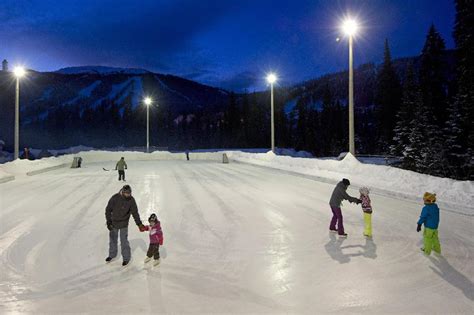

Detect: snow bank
[1,149,472,213]
[0,150,225,181]
[226,151,474,212]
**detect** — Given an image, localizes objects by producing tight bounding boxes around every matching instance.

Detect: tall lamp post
[13,67,26,160]
[266,73,277,153]
[144,97,153,153]
[341,19,358,156]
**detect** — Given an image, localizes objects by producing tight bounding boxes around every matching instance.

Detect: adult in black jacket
[105,185,145,266]
[329,178,361,237]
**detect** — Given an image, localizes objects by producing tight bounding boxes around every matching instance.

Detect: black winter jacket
[105,192,142,229]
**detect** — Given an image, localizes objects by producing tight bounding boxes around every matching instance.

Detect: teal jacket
[417,203,440,229]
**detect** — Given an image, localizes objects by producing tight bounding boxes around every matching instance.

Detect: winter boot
[339,233,348,238]
[144,257,152,263]
[122,260,129,266]
[153,259,161,266]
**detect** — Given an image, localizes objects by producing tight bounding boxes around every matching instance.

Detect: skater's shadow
[130,238,148,255]
[429,255,474,301]
[324,234,377,264]
[146,268,166,312]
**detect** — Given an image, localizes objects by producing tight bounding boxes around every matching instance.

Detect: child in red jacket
[142,213,164,266]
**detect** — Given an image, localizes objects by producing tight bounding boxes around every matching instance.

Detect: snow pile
[1,149,472,212]
[227,151,474,211]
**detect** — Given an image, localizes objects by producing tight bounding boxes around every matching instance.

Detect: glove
[356,199,362,205]
[107,222,114,231]
[417,224,422,232]
[159,236,164,246]
[138,224,146,232]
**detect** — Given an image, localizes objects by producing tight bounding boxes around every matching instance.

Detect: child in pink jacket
[143,213,164,266]
[359,187,373,237]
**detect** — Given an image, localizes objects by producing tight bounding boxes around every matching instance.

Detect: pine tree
[419,24,448,127]
[443,100,466,178]
[451,0,474,179]
[375,39,402,153]
[294,97,309,151]
[391,65,417,157]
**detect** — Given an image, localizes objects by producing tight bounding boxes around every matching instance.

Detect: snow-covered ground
[0,159,473,313]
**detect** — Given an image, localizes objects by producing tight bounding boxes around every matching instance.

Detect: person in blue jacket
[417,192,441,255]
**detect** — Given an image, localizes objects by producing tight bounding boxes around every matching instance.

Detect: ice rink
[1,160,473,313]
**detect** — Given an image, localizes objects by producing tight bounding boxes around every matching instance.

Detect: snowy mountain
[55,66,151,75]
[0,70,230,142]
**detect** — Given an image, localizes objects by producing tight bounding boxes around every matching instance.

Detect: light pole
[266,73,277,153]
[342,19,358,156]
[144,97,152,153]
[13,67,26,160]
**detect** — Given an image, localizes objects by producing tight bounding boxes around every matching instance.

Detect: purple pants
[329,206,345,235]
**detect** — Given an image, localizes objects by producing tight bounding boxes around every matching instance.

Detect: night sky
[0,0,455,91]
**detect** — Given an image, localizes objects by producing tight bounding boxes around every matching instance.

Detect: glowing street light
[342,19,358,36]
[340,18,358,156]
[13,66,26,160]
[266,73,277,153]
[143,97,153,153]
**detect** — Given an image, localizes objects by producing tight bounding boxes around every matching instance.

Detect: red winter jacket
[144,221,164,245]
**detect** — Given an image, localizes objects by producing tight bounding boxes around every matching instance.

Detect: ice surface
[0,158,472,313]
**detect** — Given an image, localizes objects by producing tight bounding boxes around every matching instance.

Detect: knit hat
[122,185,132,194]
[342,178,350,186]
[148,213,157,223]
[423,192,436,204]
[359,187,370,196]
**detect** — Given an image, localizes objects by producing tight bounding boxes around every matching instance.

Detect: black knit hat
[342,178,350,186]
[122,185,132,194]
[148,213,157,223]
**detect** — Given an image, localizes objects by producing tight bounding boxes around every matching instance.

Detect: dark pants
[147,243,160,259]
[109,227,131,261]
[329,206,345,235]
[118,170,125,181]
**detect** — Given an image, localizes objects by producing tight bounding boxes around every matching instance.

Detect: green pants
[423,227,441,255]
[363,212,372,236]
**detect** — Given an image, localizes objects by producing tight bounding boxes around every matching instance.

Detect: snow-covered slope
[55,66,150,75]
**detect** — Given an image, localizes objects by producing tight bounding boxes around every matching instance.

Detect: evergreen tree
[294,97,309,151]
[405,93,447,177]
[451,0,474,179]
[443,100,466,178]
[391,65,417,157]
[375,39,402,153]
[419,24,448,127]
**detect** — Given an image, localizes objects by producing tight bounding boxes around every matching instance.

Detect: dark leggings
[147,243,160,259]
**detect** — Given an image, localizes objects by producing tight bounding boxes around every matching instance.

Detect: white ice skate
[144,256,152,263]
[153,259,160,266]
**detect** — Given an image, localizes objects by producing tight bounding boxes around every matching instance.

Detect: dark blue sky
[0,0,455,91]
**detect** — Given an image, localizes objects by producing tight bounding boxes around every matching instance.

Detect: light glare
[342,19,358,36]
[14,66,26,78]
[266,73,277,84]
[144,97,152,106]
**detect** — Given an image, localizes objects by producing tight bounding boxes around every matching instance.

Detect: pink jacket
[360,194,372,213]
[144,221,164,245]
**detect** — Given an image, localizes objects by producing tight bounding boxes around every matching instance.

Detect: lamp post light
[266,73,277,153]
[13,66,26,160]
[341,18,358,156]
[144,97,153,153]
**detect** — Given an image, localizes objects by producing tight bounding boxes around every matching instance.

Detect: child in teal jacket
[417,192,441,255]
